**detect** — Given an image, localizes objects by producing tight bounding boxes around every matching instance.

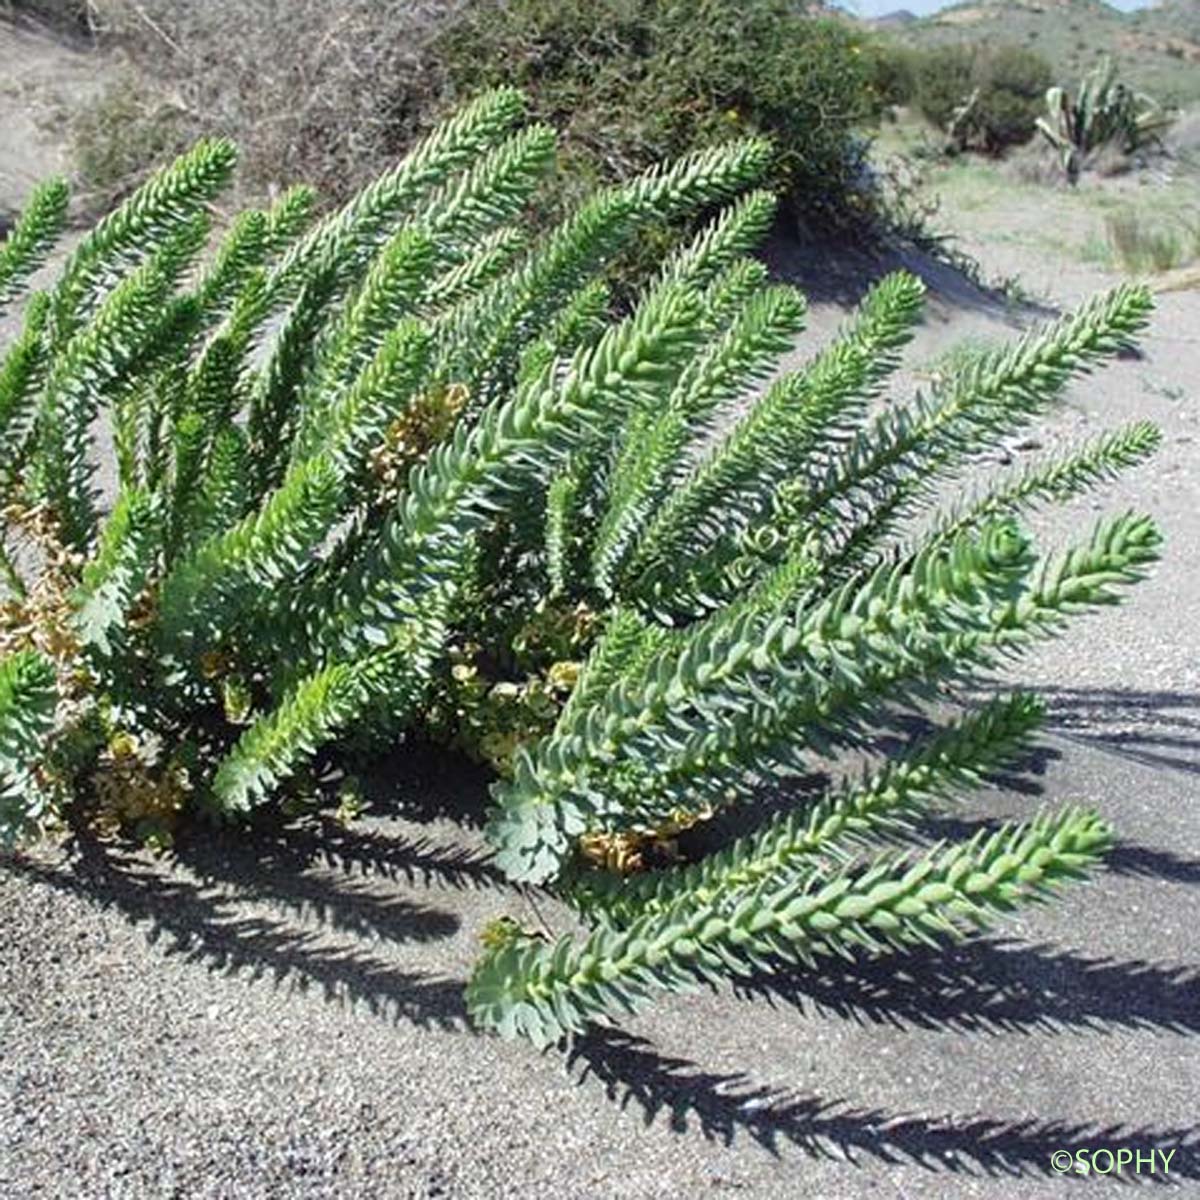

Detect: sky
[838,0,1156,17]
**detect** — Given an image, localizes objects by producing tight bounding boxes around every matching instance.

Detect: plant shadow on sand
[6,735,1198,1182]
[1032,685,1200,779]
[561,732,1199,1181]
[13,801,498,1031]
[566,1021,1200,1181]
[759,218,1057,320]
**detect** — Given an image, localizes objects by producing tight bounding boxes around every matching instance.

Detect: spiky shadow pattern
[11,817,476,1031]
[1036,687,1200,778]
[568,1029,1200,1180]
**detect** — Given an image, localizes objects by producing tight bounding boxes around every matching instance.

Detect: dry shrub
[2,0,97,32]
[1089,141,1138,178]
[71,0,465,210]
[1004,138,1072,187]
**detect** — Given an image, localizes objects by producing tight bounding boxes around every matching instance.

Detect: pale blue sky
[837,0,1154,17]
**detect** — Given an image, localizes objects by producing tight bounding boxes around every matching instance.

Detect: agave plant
[1036,56,1174,183]
[0,90,1164,1047]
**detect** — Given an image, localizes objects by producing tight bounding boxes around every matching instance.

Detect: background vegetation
[433,0,878,225]
[888,0,1200,108]
[899,42,1055,153]
[46,0,878,250]
[7,0,1196,292]
[65,1,463,210]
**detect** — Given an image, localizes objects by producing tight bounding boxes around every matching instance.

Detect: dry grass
[1165,104,1200,169]
[1105,207,1200,275]
[1154,263,1200,293]
[1003,138,1071,187]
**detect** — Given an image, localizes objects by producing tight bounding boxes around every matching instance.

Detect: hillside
[887,0,1200,104]
[1131,0,1200,41]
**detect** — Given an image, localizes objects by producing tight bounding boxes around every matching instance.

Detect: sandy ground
[2,13,1199,1199]
[0,18,105,219]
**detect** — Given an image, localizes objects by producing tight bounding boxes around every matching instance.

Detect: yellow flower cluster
[0,504,197,848]
[435,641,581,776]
[478,914,532,951]
[512,599,597,664]
[90,732,192,851]
[577,803,717,875]
[197,649,256,724]
[0,502,99,837]
[425,601,598,775]
[0,501,85,674]
[368,382,469,506]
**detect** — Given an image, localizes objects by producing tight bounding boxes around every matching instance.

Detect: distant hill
[1128,0,1200,65]
[881,0,1200,105]
[1133,0,1200,41]
[875,9,919,25]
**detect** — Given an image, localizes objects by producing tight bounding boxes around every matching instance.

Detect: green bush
[913,44,978,133]
[976,45,1057,150]
[0,94,1164,1046]
[915,42,1053,154]
[864,41,921,111]
[433,0,877,228]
